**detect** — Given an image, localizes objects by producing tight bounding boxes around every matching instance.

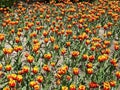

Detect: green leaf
[0,82,7,89]
[22,86,27,90]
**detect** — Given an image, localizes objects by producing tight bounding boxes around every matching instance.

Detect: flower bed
[0,0,120,90]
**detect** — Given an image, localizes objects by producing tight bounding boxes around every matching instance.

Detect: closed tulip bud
[90,46,96,51]
[103,24,108,30]
[66,75,71,81]
[115,71,120,78]
[110,80,116,87]
[5,65,12,71]
[9,80,16,88]
[98,54,108,62]
[50,36,55,43]
[15,37,20,43]
[44,53,52,60]
[114,45,119,50]
[43,31,48,37]
[0,64,2,70]
[71,51,79,58]
[89,82,99,88]
[11,74,17,80]
[7,74,12,80]
[62,86,68,90]
[85,40,90,45]
[87,68,93,74]
[36,75,43,83]
[29,81,37,87]
[103,82,110,90]
[107,31,112,37]
[0,33,5,41]
[82,54,88,60]
[43,64,50,72]
[110,59,117,65]
[16,75,23,83]
[7,48,13,54]
[55,74,61,79]
[86,63,93,68]
[73,35,77,40]
[70,84,76,90]
[61,48,66,55]
[104,40,110,46]
[44,38,49,43]
[3,86,10,90]
[27,55,34,63]
[89,55,95,62]
[73,67,79,75]
[34,84,40,90]
[51,62,56,67]
[3,48,7,54]
[66,42,71,47]
[78,85,86,90]
[54,44,59,50]
[22,66,29,73]
[32,66,39,74]
[25,52,29,57]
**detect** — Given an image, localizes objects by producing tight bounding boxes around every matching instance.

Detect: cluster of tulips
[0,0,120,90]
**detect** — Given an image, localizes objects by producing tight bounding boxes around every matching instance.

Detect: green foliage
[0,0,17,8]
[0,0,97,8]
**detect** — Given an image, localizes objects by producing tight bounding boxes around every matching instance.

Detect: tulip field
[0,0,120,90]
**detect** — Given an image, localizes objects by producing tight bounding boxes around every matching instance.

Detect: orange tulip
[36,75,43,83]
[27,55,34,63]
[87,68,93,74]
[70,84,76,90]
[5,65,12,71]
[78,85,86,90]
[73,67,79,75]
[32,66,39,74]
[9,80,16,88]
